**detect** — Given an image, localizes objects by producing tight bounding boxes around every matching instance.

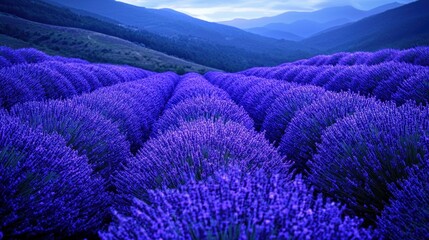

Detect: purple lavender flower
[310,66,346,86]
[262,86,327,144]
[377,158,429,239]
[323,65,365,92]
[72,73,177,151]
[103,167,373,240]
[293,66,329,84]
[393,68,429,105]
[166,73,230,109]
[372,63,422,101]
[308,103,429,222]
[239,79,293,128]
[114,120,287,201]
[0,113,109,238]
[337,52,371,65]
[0,65,46,109]
[10,100,132,184]
[0,56,11,68]
[38,61,92,94]
[16,48,50,63]
[153,96,254,135]
[395,46,429,67]
[280,92,379,172]
[0,46,26,64]
[365,49,399,65]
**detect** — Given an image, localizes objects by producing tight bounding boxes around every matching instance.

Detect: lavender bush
[0,113,109,238]
[280,92,379,172]
[239,79,286,128]
[16,48,50,63]
[114,120,287,201]
[0,46,26,64]
[153,96,254,135]
[262,86,326,144]
[377,159,429,239]
[102,167,372,240]
[308,66,343,86]
[10,100,131,184]
[166,73,230,109]
[395,46,429,66]
[0,66,45,109]
[393,68,429,105]
[38,61,92,94]
[308,104,429,221]
[365,49,399,65]
[0,56,10,68]
[71,73,177,151]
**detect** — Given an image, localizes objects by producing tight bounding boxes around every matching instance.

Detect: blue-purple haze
[117,0,414,21]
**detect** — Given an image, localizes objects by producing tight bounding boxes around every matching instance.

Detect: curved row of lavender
[0,70,178,238]
[241,47,429,105]
[0,46,89,66]
[206,71,429,239]
[0,47,153,109]
[102,73,372,239]
[287,47,429,67]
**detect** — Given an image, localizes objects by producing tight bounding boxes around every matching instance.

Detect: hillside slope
[302,0,429,52]
[245,27,303,41]
[45,0,316,70]
[246,19,350,40]
[0,13,213,73]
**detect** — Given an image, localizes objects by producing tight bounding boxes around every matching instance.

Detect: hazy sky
[117,0,414,22]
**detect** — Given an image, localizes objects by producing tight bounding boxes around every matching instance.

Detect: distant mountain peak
[302,0,428,52]
[220,2,404,34]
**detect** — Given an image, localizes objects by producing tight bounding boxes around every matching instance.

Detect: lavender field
[0,45,428,239]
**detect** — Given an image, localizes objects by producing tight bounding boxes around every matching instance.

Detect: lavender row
[153,73,254,135]
[113,73,275,199]
[0,46,88,67]
[0,53,153,109]
[206,72,429,238]
[71,72,178,152]
[242,61,429,105]
[0,72,178,238]
[377,158,429,239]
[103,166,372,239]
[288,47,429,67]
[308,104,428,226]
[0,112,109,238]
[103,73,372,239]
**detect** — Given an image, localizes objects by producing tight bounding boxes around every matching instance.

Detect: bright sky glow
[117,0,413,21]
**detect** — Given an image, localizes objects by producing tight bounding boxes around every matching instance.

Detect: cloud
[117,0,414,21]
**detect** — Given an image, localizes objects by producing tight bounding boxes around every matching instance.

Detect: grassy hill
[0,13,213,73]
[44,0,316,71]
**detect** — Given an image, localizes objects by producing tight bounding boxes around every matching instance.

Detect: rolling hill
[0,13,213,73]
[245,27,303,41]
[44,0,317,71]
[302,0,429,53]
[246,19,351,40]
[220,3,403,29]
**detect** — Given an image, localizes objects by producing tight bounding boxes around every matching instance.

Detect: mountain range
[221,3,403,28]
[302,0,429,52]
[245,18,351,40]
